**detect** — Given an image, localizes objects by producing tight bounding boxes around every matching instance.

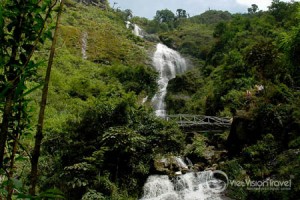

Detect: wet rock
[205,163,218,171]
[154,156,189,175]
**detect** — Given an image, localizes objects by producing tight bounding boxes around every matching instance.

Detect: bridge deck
[165,114,232,130]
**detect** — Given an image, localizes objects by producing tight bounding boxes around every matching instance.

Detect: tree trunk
[0,12,23,169]
[7,100,22,200]
[0,91,14,168]
[29,1,64,195]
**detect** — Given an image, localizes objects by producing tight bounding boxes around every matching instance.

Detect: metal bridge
[165,114,232,132]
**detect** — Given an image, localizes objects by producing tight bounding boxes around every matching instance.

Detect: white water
[140,172,223,200]
[126,21,131,29]
[125,21,144,38]
[142,96,149,104]
[151,43,187,117]
[141,158,225,200]
[133,24,144,38]
[174,157,189,170]
[81,32,88,60]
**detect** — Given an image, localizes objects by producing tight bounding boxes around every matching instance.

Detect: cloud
[236,0,272,10]
[108,0,297,19]
[236,0,297,10]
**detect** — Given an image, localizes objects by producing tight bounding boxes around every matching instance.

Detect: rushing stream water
[151,43,187,117]
[126,23,187,116]
[139,158,226,200]
[140,172,224,200]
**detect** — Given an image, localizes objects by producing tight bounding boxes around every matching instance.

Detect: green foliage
[248,4,259,14]
[40,89,184,199]
[155,9,176,24]
[220,89,247,111]
[184,134,207,157]
[269,0,300,25]
[224,134,300,199]
[0,169,25,198]
[242,134,278,174]
[219,159,248,200]
[105,64,157,95]
[166,68,204,114]
[2,1,300,199]
[159,22,214,59]
[0,1,162,199]
[167,2,300,199]
[0,0,60,198]
[58,4,147,66]
[82,190,105,200]
[190,10,232,25]
[176,9,188,19]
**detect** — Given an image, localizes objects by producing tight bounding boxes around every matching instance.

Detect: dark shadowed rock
[226,116,263,156]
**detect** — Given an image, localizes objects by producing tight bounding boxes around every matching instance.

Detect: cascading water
[126,21,144,38]
[132,25,225,200]
[151,43,187,117]
[140,171,224,200]
[133,24,144,38]
[81,32,88,60]
[141,175,179,200]
[140,157,226,200]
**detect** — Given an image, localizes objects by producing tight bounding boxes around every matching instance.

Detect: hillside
[32,2,179,199]
[1,1,183,199]
[1,0,300,199]
[40,2,158,132]
[157,1,300,199]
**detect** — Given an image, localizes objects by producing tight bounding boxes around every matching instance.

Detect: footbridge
[165,114,232,132]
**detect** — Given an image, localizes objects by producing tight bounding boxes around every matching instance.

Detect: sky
[108,0,295,19]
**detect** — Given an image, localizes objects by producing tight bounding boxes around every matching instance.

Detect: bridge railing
[165,114,232,128]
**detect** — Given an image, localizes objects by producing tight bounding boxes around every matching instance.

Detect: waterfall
[125,21,144,38]
[126,21,131,29]
[81,32,88,60]
[174,157,189,170]
[141,175,179,200]
[151,43,187,117]
[133,24,144,38]
[140,172,224,200]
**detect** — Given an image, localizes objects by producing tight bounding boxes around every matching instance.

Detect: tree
[0,0,59,199]
[39,89,185,199]
[245,41,279,81]
[248,4,259,14]
[280,26,300,86]
[0,0,58,169]
[124,9,133,20]
[153,9,176,32]
[176,9,187,19]
[30,0,64,195]
[154,9,175,24]
[269,0,294,23]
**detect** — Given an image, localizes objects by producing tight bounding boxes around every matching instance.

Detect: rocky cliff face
[226,116,263,156]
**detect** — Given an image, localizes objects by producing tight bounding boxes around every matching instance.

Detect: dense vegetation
[149,1,300,199]
[1,0,300,199]
[0,0,183,199]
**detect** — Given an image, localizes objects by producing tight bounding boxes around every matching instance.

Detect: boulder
[154,156,190,175]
